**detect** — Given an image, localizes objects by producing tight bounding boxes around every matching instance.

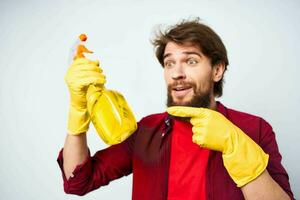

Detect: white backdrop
[0,0,299,199]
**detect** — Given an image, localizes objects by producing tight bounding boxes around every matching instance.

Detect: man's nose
[171,64,186,80]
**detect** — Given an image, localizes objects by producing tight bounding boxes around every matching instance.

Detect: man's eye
[187,59,197,65]
[164,61,174,68]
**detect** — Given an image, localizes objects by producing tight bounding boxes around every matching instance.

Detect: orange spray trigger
[74,33,93,60]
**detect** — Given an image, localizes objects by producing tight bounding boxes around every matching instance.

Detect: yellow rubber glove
[64,58,106,135]
[167,106,269,187]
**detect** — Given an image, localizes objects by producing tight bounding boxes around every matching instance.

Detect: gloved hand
[167,106,269,187]
[64,58,106,135]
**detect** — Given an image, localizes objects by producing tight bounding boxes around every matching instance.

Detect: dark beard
[166,83,211,108]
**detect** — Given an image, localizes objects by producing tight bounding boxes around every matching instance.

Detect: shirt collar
[216,101,229,118]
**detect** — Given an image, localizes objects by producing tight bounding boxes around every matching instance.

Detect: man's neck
[209,98,217,110]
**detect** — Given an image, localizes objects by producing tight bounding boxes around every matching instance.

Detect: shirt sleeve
[259,118,295,200]
[57,132,136,196]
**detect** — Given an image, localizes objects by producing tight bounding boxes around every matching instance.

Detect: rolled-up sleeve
[57,133,135,196]
[259,118,295,200]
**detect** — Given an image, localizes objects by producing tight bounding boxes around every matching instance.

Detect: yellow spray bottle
[72,34,137,145]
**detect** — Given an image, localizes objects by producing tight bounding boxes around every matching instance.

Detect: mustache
[167,81,195,90]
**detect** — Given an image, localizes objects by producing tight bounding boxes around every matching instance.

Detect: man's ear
[212,62,225,82]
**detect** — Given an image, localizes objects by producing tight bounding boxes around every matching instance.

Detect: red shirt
[57,102,295,200]
[168,119,210,200]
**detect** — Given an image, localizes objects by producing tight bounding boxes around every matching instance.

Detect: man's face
[163,42,214,108]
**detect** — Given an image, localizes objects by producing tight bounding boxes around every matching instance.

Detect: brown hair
[152,18,229,97]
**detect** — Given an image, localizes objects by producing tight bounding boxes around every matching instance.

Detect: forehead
[164,41,202,56]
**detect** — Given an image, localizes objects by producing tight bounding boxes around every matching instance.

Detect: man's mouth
[172,85,193,99]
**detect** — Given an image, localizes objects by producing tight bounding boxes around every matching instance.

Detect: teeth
[174,86,185,91]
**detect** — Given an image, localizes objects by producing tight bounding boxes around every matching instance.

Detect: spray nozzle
[73,33,93,60]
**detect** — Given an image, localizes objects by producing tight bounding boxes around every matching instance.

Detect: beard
[166,80,212,108]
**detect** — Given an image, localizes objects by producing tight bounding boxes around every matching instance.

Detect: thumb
[166,106,204,118]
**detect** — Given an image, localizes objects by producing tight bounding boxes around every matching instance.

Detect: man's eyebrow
[183,51,202,57]
[163,51,202,61]
[163,53,172,60]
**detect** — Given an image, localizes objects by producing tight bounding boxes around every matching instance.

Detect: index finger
[166,106,204,118]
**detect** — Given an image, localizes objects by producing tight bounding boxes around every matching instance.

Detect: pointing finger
[167,106,205,118]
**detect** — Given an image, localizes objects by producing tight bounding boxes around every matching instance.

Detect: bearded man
[58,19,294,200]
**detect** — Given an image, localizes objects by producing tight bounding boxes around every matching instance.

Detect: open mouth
[172,85,193,98]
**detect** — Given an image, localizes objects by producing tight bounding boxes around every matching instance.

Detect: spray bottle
[71,34,137,145]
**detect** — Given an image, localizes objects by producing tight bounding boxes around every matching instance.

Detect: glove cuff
[67,105,90,135]
[69,93,87,110]
[222,127,269,187]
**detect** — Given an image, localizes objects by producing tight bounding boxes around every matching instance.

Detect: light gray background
[0,0,299,199]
